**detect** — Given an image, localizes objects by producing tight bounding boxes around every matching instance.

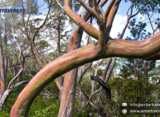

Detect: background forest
[0,0,160,117]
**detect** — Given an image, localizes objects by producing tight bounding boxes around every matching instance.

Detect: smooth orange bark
[0,78,5,97]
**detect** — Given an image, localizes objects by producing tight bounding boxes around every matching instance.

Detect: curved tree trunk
[10,32,160,116]
[11,44,101,117]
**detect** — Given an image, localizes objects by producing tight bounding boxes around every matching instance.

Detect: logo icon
[122,109,127,114]
[122,103,127,106]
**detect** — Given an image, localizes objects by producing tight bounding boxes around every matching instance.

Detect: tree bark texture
[58,1,90,116]
[10,32,160,116]
[0,14,5,96]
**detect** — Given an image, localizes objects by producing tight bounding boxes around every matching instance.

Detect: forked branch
[64,0,99,39]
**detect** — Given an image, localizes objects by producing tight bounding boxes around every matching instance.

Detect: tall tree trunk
[59,69,78,117]
[58,1,90,116]
[0,14,5,96]
[91,68,98,93]
[144,60,148,84]
[17,60,25,82]
[4,18,8,79]
[58,18,83,117]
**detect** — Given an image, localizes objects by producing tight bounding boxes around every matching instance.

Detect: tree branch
[78,63,96,106]
[80,89,100,110]
[106,0,121,32]
[102,58,112,81]
[91,75,111,99]
[103,0,115,22]
[32,6,51,43]
[64,0,99,39]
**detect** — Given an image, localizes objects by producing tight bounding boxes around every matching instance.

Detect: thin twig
[56,0,63,9]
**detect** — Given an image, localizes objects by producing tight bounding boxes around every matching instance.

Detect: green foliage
[36,40,51,49]
[29,95,60,117]
[72,0,81,12]
[0,72,61,117]
[101,57,160,117]
[97,69,103,76]
[104,77,159,117]
[46,51,58,60]
[28,81,60,116]
[81,76,92,95]
[127,18,151,41]
[74,99,92,117]
[0,73,29,117]
[110,78,156,102]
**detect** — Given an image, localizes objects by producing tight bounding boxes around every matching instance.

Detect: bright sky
[36,0,158,40]
[37,0,49,14]
[37,0,131,38]
[109,1,130,38]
